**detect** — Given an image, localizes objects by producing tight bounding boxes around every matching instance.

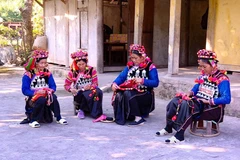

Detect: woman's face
[130,53,145,66]
[76,60,87,71]
[198,59,213,75]
[36,58,48,71]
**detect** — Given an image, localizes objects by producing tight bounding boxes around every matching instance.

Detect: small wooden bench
[189,120,220,137]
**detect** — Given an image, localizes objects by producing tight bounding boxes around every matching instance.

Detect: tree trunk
[20,0,34,54]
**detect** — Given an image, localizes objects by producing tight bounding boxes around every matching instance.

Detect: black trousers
[74,87,103,118]
[113,90,154,125]
[166,97,224,132]
[26,94,61,123]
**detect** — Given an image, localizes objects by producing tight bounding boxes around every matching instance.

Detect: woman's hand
[84,85,91,91]
[112,83,119,92]
[134,78,143,85]
[70,88,78,96]
[198,98,209,104]
[186,91,193,97]
[35,89,46,95]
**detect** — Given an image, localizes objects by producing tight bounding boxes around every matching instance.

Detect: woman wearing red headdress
[21,50,68,128]
[111,44,159,125]
[156,49,231,143]
[64,50,105,121]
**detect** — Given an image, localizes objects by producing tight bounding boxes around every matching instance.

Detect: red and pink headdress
[70,49,88,72]
[197,49,218,68]
[71,49,88,61]
[129,44,146,57]
[24,50,49,71]
[197,49,217,60]
[31,50,49,59]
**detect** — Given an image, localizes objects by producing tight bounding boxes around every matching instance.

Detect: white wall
[45,0,56,63]
[68,0,79,65]
[56,1,69,66]
[45,0,69,66]
[88,0,103,73]
[45,0,103,72]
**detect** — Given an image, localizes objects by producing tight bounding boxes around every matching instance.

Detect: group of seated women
[21,44,231,144]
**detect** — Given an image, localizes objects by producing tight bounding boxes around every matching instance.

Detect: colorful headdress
[197,49,218,68]
[24,50,49,71]
[70,49,88,72]
[71,50,88,61]
[127,44,152,68]
[129,44,146,57]
[197,49,217,60]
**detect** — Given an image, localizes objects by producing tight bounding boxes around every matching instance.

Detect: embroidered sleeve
[91,68,99,87]
[149,63,156,71]
[64,71,74,92]
[24,71,32,79]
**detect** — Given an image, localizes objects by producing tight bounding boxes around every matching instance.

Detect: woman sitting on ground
[111,44,159,125]
[64,50,105,121]
[22,50,67,128]
[156,49,231,143]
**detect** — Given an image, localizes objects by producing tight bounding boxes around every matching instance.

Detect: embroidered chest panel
[196,76,219,100]
[127,65,150,91]
[30,75,49,89]
[75,74,92,90]
[127,66,149,80]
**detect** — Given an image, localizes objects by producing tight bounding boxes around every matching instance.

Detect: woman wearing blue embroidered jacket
[156,49,231,143]
[111,44,159,125]
[22,50,67,128]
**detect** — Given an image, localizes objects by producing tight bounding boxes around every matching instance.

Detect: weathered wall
[212,0,240,71]
[44,0,103,72]
[152,0,208,68]
[188,0,208,66]
[45,0,56,64]
[68,0,79,65]
[88,0,103,73]
[56,1,69,66]
[152,0,170,67]
[45,0,69,66]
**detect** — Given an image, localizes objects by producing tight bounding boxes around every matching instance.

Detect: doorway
[103,0,129,72]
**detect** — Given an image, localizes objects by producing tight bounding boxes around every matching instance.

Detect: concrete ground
[0,65,240,160]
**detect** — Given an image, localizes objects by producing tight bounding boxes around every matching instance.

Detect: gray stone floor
[0,66,240,160]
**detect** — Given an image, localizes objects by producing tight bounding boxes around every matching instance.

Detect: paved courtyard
[0,66,240,160]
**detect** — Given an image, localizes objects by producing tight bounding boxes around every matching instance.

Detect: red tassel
[172,115,177,121]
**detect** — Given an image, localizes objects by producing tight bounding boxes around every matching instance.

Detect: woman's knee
[35,97,47,105]
[123,90,131,98]
[96,88,103,96]
[52,94,57,100]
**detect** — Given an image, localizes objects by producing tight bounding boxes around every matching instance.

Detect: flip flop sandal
[165,136,185,144]
[57,119,68,125]
[101,117,115,123]
[29,121,40,128]
[156,129,169,136]
[92,114,107,123]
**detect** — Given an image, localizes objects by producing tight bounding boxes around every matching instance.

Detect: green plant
[0,35,9,46]
[0,0,23,22]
